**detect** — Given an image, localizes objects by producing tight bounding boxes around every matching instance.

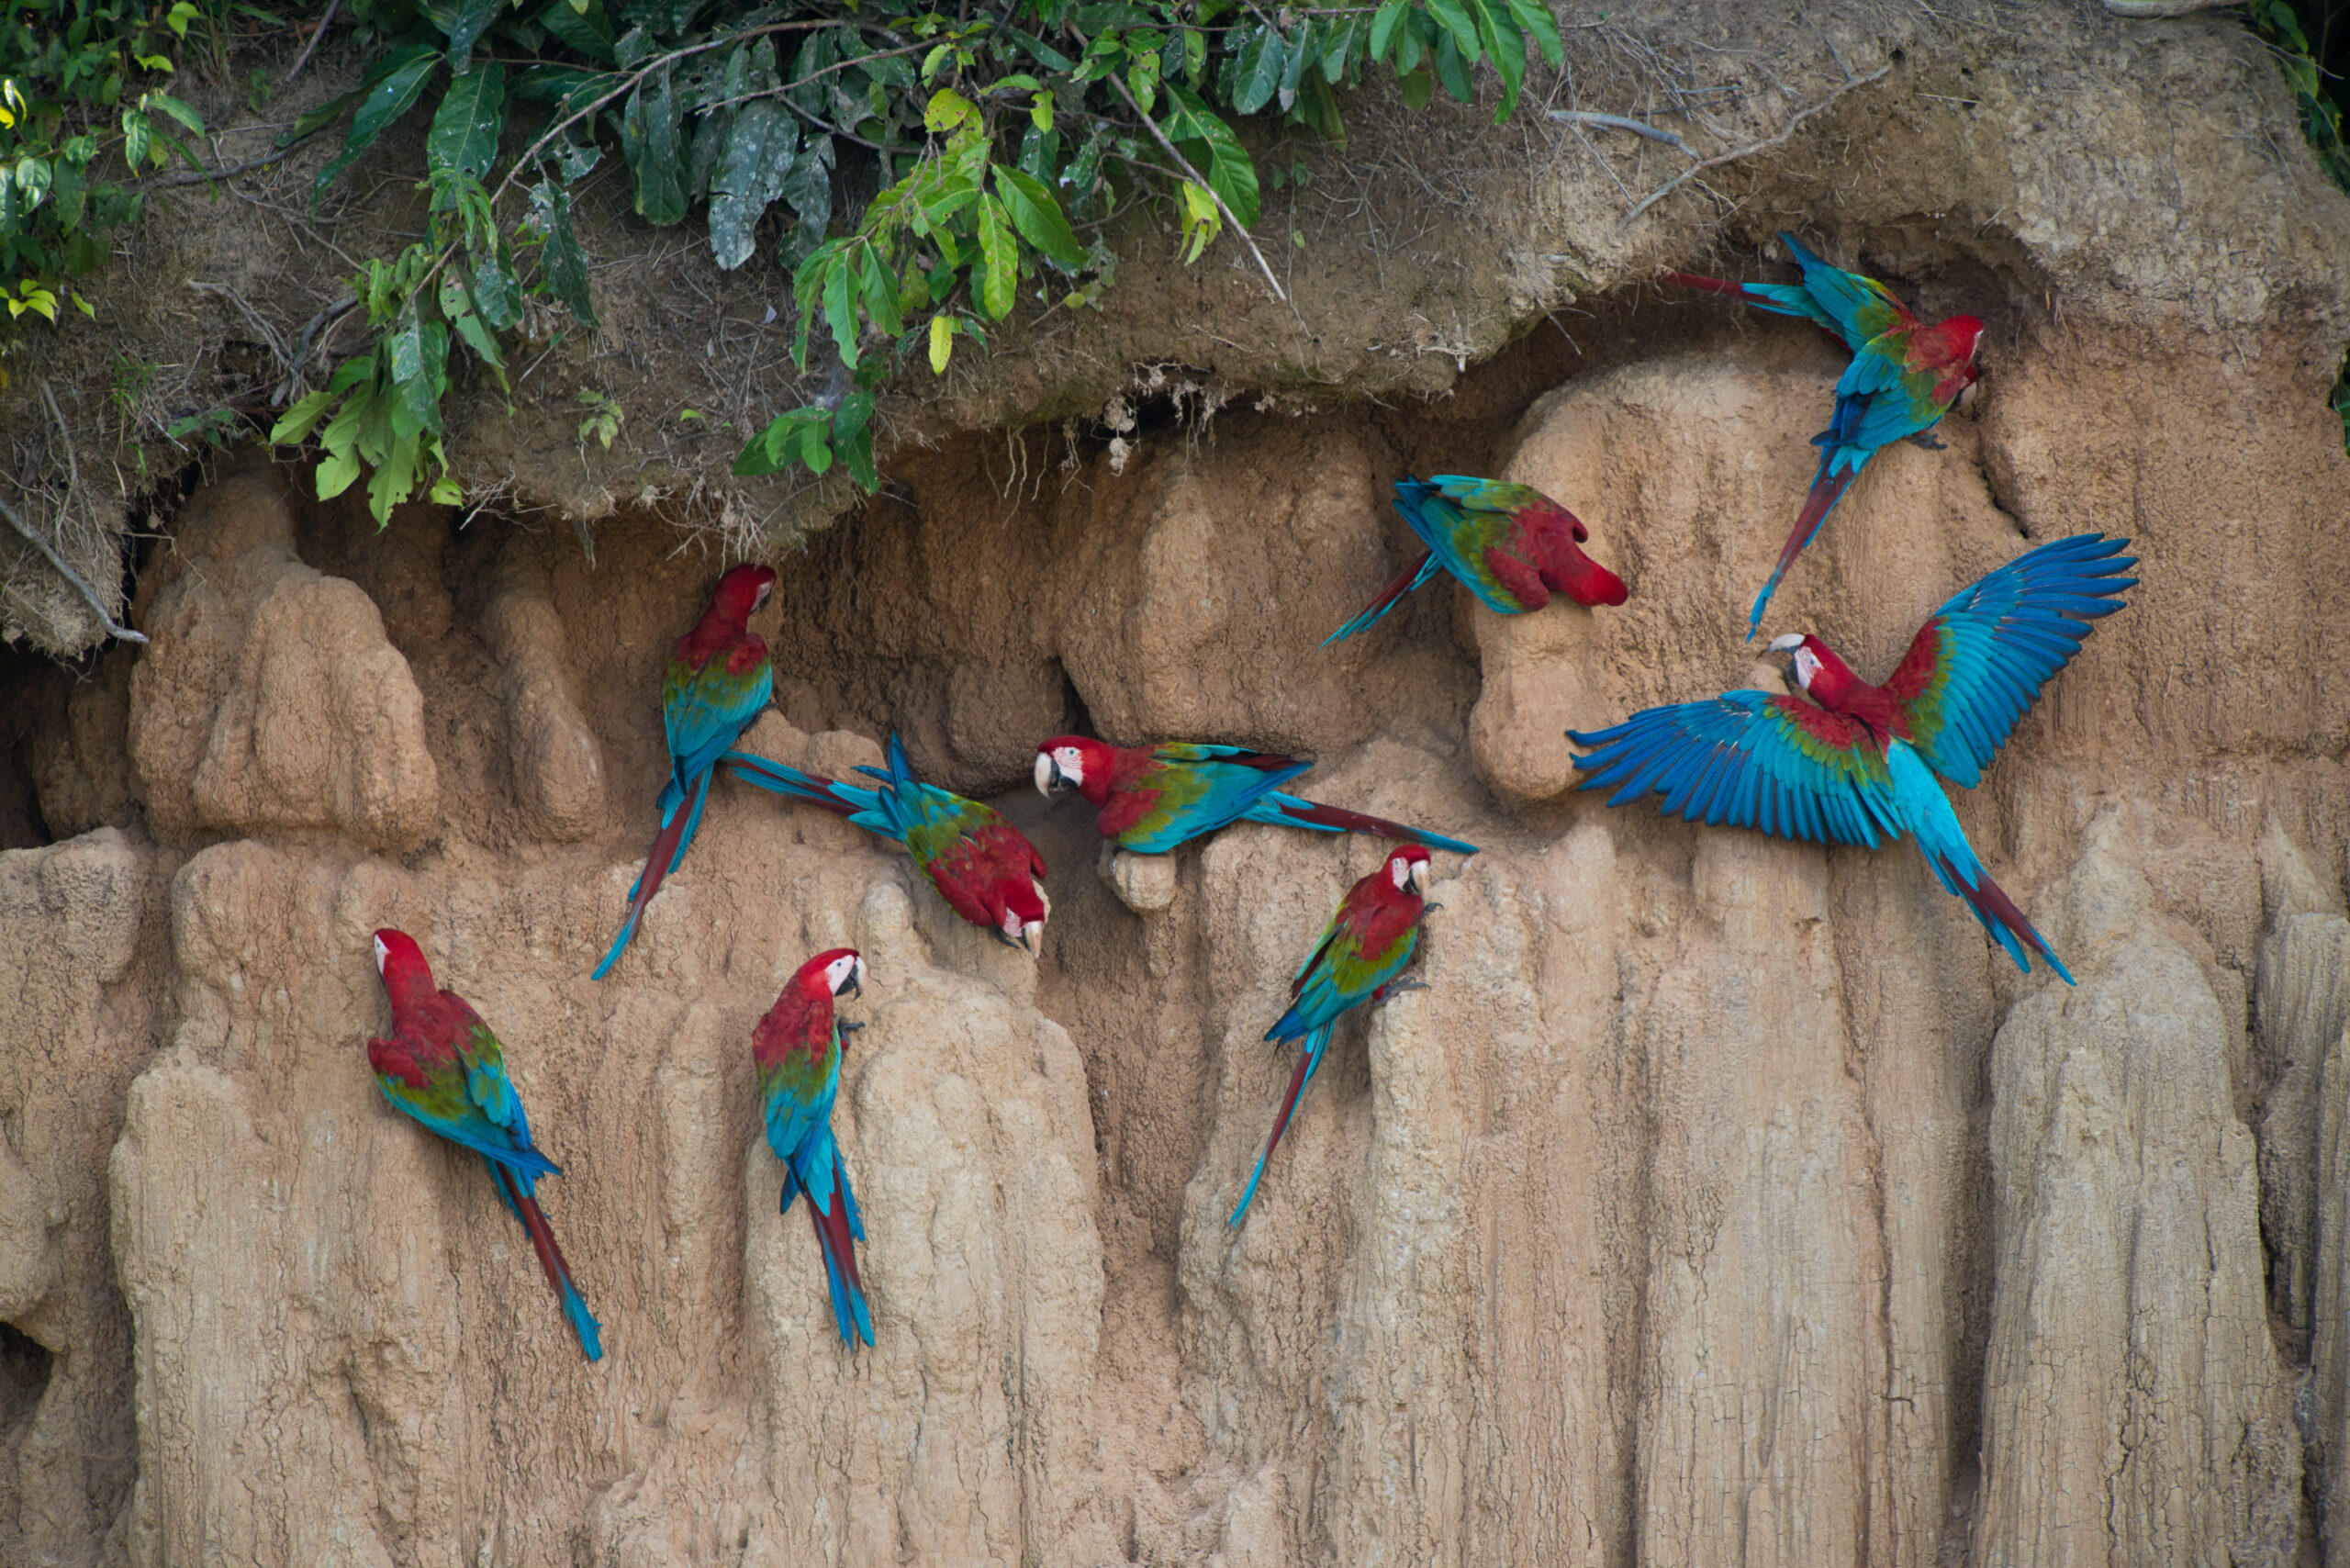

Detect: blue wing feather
[1569,691,1901,847]
[1896,533,2137,788]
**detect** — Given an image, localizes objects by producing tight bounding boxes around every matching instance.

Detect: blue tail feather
[1229,1024,1335,1227]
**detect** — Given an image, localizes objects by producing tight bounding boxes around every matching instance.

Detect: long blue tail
[488,1162,603,1361]
[783,1159,875,1347]
[1325,550,1447,645]
[1886,743,2073,984]
[1230,1024,1334,1227]
[1240,791,1479,855]
[593,770,712,980]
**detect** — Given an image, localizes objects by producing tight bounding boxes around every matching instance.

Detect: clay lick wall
[2,267,2348,1568]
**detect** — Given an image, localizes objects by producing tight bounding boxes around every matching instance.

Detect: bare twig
[1102,72,1287,303]
[285,0,340,82]
[1547,108,1695,152]
[274,293,360,404]
[0,393,143,646]
[140,134,325,192]
[1619,63,1891,226]
[187,281,292,369]
[39,382,81,507]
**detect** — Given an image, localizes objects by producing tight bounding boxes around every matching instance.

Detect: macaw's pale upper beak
[1034,753,1064,799]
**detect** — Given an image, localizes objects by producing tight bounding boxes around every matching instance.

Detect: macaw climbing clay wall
[1,4,2348,1566]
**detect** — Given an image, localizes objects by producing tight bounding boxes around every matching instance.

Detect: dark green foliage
[2243,0,2350,453]
[271,0,1564,519]
[0,1,215,323]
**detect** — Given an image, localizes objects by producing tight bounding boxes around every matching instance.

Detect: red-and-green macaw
[1663,233,1985,637]
[1568,533,2136,981]
[1326,476,1628,644]
[595,564,777,979]
[755,947,872,1348]
[367,929,603,1361]
[723,733,1050,954]
[1035,736,1479,856]
[1230,843,1436,1227]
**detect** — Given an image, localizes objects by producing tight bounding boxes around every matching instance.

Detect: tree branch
[1,392,142,645]
[1618,63,1891,227]
[1547,109,1693,153]
[1102,72,1287,303]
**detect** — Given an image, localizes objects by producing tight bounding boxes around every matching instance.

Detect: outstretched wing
[1779,231,1913,353]
[1887,533,2137,789]
[1568,689,1901,846]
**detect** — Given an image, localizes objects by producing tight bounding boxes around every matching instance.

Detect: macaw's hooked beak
[1034,752,1066,800]
[834,970,863,1000]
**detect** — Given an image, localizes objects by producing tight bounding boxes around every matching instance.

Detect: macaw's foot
[839,1019,867,1034]
[1378,978,1432,1002]
[1904,430,1948,452]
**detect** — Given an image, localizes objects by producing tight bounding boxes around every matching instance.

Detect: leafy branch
[259,0,1564,523]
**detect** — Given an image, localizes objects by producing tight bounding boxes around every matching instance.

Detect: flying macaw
[1567,533,2136,982]
[1326,476,1628,645]
[756,947,873,1348]
[366,928,603,1361]
[1230,843,1436,1227]
[1662,233,1985,637]
[722,732,1050,954]
[594,564,778,979]
[1034,736,1480,857]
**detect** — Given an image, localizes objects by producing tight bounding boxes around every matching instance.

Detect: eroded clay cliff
[2,2,2348,1565]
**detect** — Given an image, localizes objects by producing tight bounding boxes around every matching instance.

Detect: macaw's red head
[1383,843,1432,901]
[710,564,778,625]
[1924,315,1985,402]
[1034,736,1113,804]
[371,927,436,1013]
[793,946,866,1002]
[989,872,1051,957]
[1523,498,1628,610]
[1767,633,1864,705]
[1552,541,1629,609]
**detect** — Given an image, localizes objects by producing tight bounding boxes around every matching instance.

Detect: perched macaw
[366,928,603,1361]
[594,564,778,979]
[1326,476,1628,645]
[756,947,873,1348]
[1230,843,1436,1227]
[1034,736,1480,857]
[1568,533,2136,982]
[1663,233,1985,637]
[723,733,1050,954]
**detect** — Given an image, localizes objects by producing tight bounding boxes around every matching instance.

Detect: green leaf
[442,0,507,67]
[278,87,362,148]
[1231,25,1285,116]
[472,249,522,329]
[621,66,686,226]
[367,432,423,521]
[1432,28,1474,102]
[1370,0,1407,62]
[1398,65,1433,110]
[315,446,363,498]
[709,101,794,270]
[1278,23,1313,110]
[143,92,205,135]
[534,0,616,65]
[449,301,503,365]
[975,192,1015,319]
[270,388,339,445]
[120,111,149,173]
[427,62,506,180]
[1162,84,1259,228]
[835,392,877,490]
[1422,0,1483,62]
[1466,0,1523,117]
[856,242,903,338]
[535,179,598,326]
[778,128,834,264]
[929,312,955,374]
[1502,0,1563,69]
[992,165,1084,267]
[822,252,858,365]
[314,49,443,204]
[733,407,827,476]
[924,88,983,144]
